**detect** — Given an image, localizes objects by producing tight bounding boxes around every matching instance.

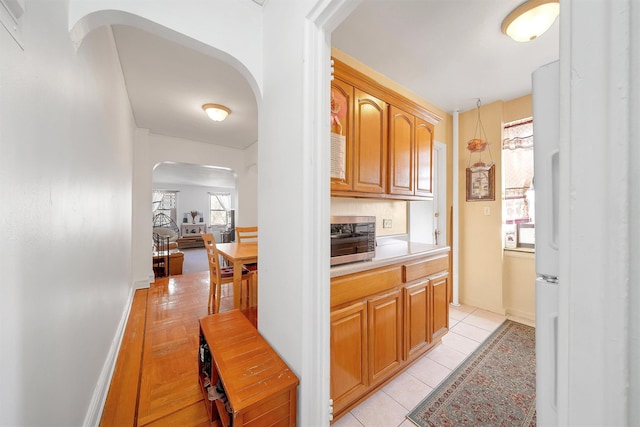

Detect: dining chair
[201,233,254,313]
[235,226,258,272]
[235,226,258,244]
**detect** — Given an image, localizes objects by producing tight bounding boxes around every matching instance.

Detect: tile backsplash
[331,197,407,237]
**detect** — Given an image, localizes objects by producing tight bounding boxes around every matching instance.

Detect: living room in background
[502,118,535,250]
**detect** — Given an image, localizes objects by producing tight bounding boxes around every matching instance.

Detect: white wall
[559,0,638,424]
[0,7,136,426]
[240,141,258,228]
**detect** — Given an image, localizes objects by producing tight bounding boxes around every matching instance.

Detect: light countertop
[330,238,450,278]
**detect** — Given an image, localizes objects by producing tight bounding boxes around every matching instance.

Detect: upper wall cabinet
[414,117,434,196]
[353,89,387,194]
[331,58,440,200]
[330,78,354,192]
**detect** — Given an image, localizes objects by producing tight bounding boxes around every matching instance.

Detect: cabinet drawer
[332,265,403,308]
[403,253,449,283]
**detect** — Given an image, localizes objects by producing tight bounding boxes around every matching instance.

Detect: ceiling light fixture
[202,103,231,122]
[501,0,559,42]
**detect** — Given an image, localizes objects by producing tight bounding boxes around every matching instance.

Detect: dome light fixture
[202,103,231,122]
[501,0,559,42]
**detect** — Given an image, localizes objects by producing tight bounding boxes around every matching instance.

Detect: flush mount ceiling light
[501,0,559,42]
[202,103,231,122]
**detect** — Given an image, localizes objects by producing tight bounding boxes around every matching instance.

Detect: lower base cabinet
[330,301,368,414]
[330,250,450,422]
[432,274,449,340]
[368,290,403,385]
[404,280,431,361]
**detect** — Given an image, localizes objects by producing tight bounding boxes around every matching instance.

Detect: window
[502,119,535,249]
[210,193,231,227]
[152,190,177,223]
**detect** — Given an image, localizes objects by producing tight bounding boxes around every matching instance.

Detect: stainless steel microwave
[330,216,376,266]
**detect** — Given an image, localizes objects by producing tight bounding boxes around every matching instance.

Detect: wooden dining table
[215,241,258,309]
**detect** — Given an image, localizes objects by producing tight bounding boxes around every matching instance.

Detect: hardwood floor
[100,288,147,426]
[101,271,251,426]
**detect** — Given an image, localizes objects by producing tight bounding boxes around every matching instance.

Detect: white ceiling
[112,1,558,186]
[112,25,259,150]
[153,163,237,189]
[332,0,559,114]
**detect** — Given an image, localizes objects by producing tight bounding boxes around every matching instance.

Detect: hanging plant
[467,99,494,171]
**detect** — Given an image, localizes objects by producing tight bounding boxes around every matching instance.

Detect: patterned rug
[407,320,536,427]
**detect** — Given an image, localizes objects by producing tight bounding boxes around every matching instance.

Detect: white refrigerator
[532,60,560,427]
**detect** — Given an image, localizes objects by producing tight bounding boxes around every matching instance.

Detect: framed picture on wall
[466,164,495,201]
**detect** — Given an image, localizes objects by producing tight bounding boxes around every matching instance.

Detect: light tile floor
[332,305,535,427]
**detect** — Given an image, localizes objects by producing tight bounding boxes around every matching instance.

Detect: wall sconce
[202,103,231,122]
[501,0,559,42]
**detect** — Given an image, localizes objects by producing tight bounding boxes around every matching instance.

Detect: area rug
[407,320,536,427]
[181,248,209,274]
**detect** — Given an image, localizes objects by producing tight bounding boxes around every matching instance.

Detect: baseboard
[134,277,152,289]
[506,308,535,322]
[458,298,507,316]
[82,287,136,427]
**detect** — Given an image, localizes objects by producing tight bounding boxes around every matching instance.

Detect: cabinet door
[331,79,353,192]
[388,105,415,196]
[404,280,431,361]
[353,89,387,194]
[331,301,368,414]
[415,117,434,197]
[368,290,402,384]
[432,275,449,340]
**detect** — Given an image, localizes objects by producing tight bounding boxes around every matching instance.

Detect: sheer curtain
[503,120,534,225]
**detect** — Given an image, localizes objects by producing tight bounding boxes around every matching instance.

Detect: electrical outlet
[383,219,392,228]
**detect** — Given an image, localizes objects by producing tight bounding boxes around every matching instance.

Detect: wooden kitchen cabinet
[388,106,435,197]
[330,249,450,423]
[331,58,440,200]
[404,279,431,361]
[353,89,387,194]
[388,105,415,196]
[330,301,368,415]
[367,289,402,385]
[414,117,435,197]
[431,274,449,340]
[330,78,354,192]
[330,78,388,195]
